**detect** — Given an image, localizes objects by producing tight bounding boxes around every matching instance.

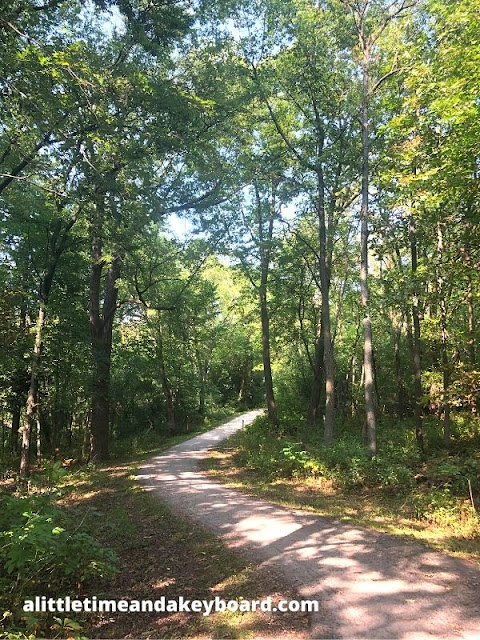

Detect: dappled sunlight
[138,412,480,639]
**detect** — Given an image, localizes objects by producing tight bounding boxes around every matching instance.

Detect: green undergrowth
[0,462,117,640]
[110,406,243,459]
[1,409,307,640]
[203,412,480,563]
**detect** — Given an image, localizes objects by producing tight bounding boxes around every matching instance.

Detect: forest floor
[203,439,480,567]
[0,411,309,639]
[139,411,480,639]
[59,459,308,639]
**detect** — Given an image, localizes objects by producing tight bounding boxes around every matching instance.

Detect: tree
[340,0,417,455]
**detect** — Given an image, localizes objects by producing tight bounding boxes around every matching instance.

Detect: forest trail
[137,411,480,639]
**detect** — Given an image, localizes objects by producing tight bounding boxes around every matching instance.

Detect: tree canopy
[0,0,479,477]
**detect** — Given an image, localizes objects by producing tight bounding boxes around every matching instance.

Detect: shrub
[0,494,117,590]
[0,492,117,637]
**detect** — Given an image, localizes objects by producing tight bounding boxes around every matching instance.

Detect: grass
[201,414,480,567]
[56,460,309,639]
[1,409,309,639]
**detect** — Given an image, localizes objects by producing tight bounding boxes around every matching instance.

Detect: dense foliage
[1,0,480,633]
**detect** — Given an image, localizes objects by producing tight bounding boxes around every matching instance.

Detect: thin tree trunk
[18,210,76,474]
[11,403,20,454]
[36,416,41,465]
[467,275,477,414]
[238,362,248,403]
[410,217,424,452]
[394,322,406,419]
[198,362,209,418]
[20,303,45,475]
[437,222,451,446]
[316,164,335,446]
[259,288,279,430]
[256,180,279,431]
[360,56,377,456]
[467,275,476,367]
[82,414,90,461]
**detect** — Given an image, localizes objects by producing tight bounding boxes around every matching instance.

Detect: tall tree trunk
[195,347,210,419]
[256,181,279,431]
[410,217,424,452]
[238,360,249,404]
[316,164,335,446]
[89,218,121,461]
[20,303,45,475]
[11,307,27,454]
[360,56,377,456]
[437,222,451,446]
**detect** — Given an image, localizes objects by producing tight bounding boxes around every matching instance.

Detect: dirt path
[138,411,480,639]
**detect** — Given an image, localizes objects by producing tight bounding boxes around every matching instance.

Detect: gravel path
[137,411,480,639]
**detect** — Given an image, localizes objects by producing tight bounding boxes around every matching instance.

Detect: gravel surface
[138,411,480,639]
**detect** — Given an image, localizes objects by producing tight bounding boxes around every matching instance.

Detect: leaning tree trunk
[360,57,377,456]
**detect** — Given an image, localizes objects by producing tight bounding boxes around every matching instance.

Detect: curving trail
[137,411,480,639]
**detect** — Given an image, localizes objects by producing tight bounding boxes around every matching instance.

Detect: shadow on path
[138,411,480,639]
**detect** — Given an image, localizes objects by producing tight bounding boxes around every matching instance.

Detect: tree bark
[18,210,76,474]
[259,288,279,430]
[307,320,324,428]
[394,322,406,419]
[316,163,335,446]
[256,181,279,431]
[198,361,209,418]
[360,55,377,456]
[410,217,424,451]
[346,321,361,419]
[20,303,45,475]
[437,222,451,446]
[11,403,20,454]
[467,275,476,367]
[89,214,121,461]
[467,275,477,414]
